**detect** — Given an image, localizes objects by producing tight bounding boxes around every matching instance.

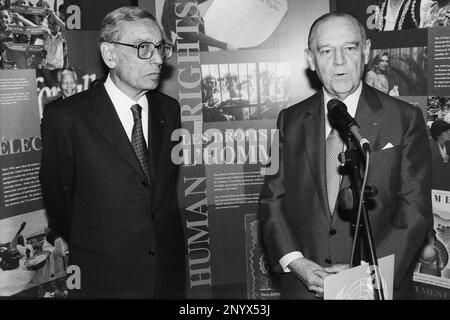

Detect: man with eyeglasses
[39,6,185,299]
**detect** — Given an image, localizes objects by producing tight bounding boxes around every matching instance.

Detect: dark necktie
[326,129,344,215]
[130,104,150,182]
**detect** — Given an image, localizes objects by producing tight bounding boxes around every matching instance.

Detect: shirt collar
[104,73,148,118]
[49,31,62,39]
[323,81,362,118]
[323,81,362,135]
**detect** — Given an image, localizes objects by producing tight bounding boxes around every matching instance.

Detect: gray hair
[99,6,157,43]
[57,68,78,83]
[308,12,367,50]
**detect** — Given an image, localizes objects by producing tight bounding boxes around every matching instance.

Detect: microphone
[327,99,370,153]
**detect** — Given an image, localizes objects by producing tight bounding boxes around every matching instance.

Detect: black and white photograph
[365,46,428,96]
[0,0,450,305]
[155,0,288,51]
[1,0,69,70]
[375,0,450,31]
[201,62,290,122]
[0,219,69,297]
[427,95,450,124]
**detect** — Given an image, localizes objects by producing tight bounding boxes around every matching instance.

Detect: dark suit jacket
[429,138,450,164]
[39,83,186,299]
[259,84,433,299]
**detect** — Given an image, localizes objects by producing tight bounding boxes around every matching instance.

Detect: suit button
[151,214,155,220]
[141,180,148,187]
[329,229,336,235]
[325,258,332,264]
[148,251,155,257]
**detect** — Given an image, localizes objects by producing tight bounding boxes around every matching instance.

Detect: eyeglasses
[111,41,174,60]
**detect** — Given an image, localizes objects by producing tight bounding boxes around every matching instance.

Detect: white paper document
[203,0,287,48]
[324,255,394,300]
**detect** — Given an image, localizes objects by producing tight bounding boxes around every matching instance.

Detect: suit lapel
[146,91,165,184]
[355,84,384,151]
[86,84,147,180]
[337,84,385,223]
[301,86,384,223]
[302,93,330,219]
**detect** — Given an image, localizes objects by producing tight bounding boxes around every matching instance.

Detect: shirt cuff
[279,251,304,272]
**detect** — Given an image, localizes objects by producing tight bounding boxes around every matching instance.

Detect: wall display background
[1,0,448,300]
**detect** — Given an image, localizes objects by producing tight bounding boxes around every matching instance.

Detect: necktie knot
[131,104,142,121]
[327,128,340,140]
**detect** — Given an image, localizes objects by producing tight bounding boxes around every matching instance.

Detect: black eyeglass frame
[110,40,174,60]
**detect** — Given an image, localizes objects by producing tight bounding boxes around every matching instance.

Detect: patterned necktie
[130,104,150,182]
[326,129,344,215]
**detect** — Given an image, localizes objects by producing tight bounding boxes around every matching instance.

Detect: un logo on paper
[336,265,389,300]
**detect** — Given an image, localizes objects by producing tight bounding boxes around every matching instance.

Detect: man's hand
[324,263,350,274]
[225,43,237,51]
[287,257,327,297]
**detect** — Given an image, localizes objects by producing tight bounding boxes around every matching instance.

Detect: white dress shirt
[103,74,149,147]
[438,144,447,160]
[278,82,362,272]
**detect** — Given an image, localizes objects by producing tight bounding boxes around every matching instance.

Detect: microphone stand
[342,134,385,300]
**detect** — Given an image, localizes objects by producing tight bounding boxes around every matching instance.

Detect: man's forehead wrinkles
[118,20,162,41]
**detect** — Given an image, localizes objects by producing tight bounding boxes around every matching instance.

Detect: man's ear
[363,39,371,65]
[305,48,316,71]
[100,42,116,69]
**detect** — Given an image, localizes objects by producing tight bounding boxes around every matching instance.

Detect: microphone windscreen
[327,99,346,113]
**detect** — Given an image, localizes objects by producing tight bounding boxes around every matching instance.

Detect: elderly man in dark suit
[259,12,432,300]
[39,6,185,299]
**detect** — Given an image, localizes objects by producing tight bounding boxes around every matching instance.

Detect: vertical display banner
[0,70,43,219]
[333,0,450,300]
[0,69,50,297]
[151,0,329,299]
